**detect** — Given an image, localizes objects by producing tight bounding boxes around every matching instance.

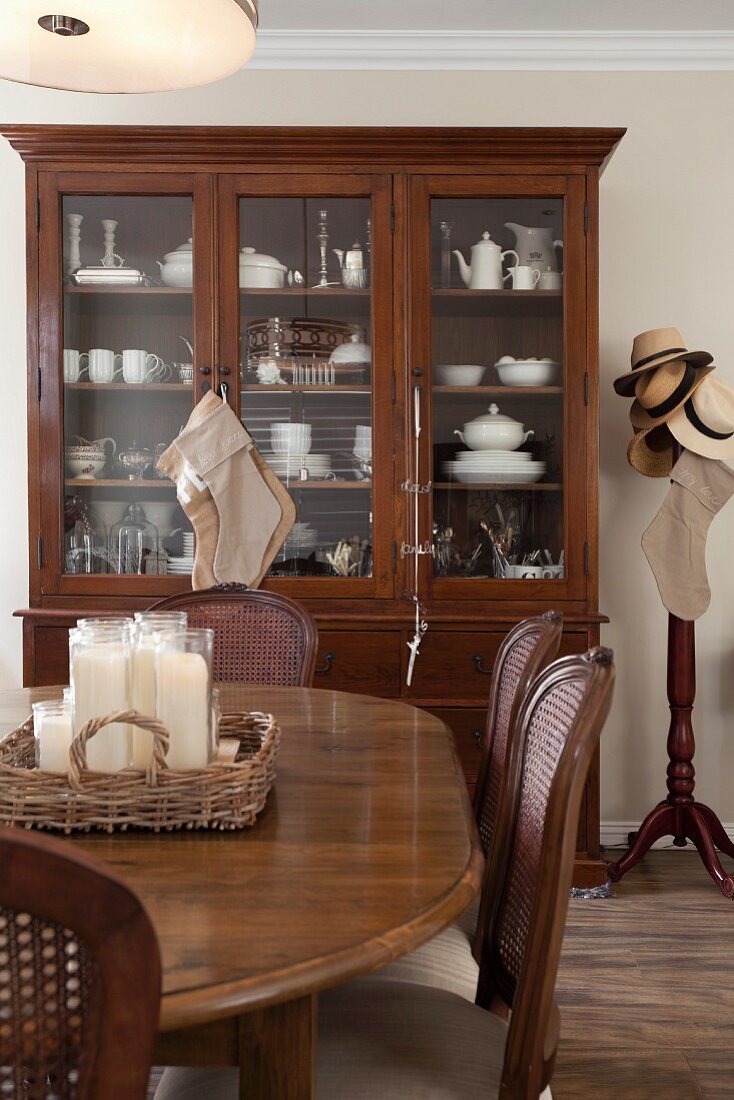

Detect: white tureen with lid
[239,247,287,289]
[158,238,193,287]
[454,404,534,451]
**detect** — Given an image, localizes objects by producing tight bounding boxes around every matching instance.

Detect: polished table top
[0,685,483,1033]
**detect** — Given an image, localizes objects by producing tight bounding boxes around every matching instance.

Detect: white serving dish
[239,247,287,289]
[434,364,485,386]
[450,467,546,484]
[455,449,532,461]
[65,448,107,479]
[496,359,560,387]
[454,404,533,451]
[139,501,180,536]
[158,239,193,287]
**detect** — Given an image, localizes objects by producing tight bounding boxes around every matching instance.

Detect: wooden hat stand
[607,441,734,898]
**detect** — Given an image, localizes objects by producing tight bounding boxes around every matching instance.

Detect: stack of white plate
[281,523,319,558]
[263,453,333,480]
[168,532,194,575]
[443,450,546,485]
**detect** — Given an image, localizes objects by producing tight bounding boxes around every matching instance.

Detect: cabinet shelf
[65,479,173,489]
[433,482,562,491]
[66,285,191,295]
[432,289,562,318]
[239,287,369,297]
[432,385,563,396]
[241,384,371,393]
[65,383,192,393]
[282,480,371,490]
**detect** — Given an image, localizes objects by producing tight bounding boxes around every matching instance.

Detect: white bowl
[65,453,106,479]
[139,501,180,536]
[496,361,559,387]
[434,364,485,386]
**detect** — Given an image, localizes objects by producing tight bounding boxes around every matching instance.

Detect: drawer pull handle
[473,728,484,746]
[472,654,493,675]
[315,652,336,676]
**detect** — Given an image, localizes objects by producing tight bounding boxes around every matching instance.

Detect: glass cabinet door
[218,175,394,597]
[38,173,213,591]
[410,175,587,600]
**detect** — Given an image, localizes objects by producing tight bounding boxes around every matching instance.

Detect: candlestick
[66,212,83,275]
[154,629,213,770]
[101,218,119,268]
[33,700,73,772]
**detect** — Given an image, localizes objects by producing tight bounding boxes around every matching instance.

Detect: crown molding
[251,29,734,71]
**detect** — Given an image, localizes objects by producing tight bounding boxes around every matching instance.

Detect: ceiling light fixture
[1,1,259,93]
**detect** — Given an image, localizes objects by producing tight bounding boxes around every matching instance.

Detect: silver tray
[72,267,147,286]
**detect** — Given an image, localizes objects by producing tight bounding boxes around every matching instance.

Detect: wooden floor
[553,851,734,1099]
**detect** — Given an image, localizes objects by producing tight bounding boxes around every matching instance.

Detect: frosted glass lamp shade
[1,0,258,92]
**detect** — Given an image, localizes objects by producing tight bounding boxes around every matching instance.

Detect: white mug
[87,348,122,384]
[121,350,164,384]
[505,265,541,290]
[63,349,87,383]
[538,268,563,291]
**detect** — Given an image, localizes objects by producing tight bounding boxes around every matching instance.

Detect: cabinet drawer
[425,707,485,787]
[314,632,401,697]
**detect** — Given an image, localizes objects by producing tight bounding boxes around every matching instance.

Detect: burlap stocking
[172,393,295,586]
[641,450,734,620]
[156,396,219,590]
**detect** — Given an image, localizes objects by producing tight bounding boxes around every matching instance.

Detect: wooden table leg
[237,993,316,1100]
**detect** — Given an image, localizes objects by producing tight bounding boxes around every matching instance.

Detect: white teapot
[157,239,193,287]
[453,231,519,290]
[454,404,533,451]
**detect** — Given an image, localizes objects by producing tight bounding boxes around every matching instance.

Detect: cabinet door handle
[472,654,493,675]
[315,652,336,675]
[218,366,231,376]
[472,729,484,746]
[198,366,211,376]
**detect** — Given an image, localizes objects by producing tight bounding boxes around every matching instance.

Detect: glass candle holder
[211,686,221,758]
[69,622,132,772]
[76,616,134,632]
[154,628,214,769]
[130,612,188,770]
[33,699,73,772]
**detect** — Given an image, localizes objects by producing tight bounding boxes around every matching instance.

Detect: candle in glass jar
[155,650,210,769]
[71,641,130,771]
[33,701,73,772]
[131,613,188,770]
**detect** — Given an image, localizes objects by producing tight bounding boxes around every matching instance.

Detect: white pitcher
[504,223,563,272]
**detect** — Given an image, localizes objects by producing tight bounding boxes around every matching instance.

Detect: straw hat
[627,423,676,478]
[629,358,714,430]
[667,376,734,460]
[614,327,713,397]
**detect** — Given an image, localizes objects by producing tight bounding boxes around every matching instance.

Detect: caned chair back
[474,612,563,856]
[0,826,160,1100]
[477,648,615,1099]
[150,586,318,686]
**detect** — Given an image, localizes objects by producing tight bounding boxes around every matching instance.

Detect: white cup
[87,348,122,384]
[63,349,87,383]
[538,269,563,291]
[504,564,562,579]
[505,265,541,290]
[121,350,165,384]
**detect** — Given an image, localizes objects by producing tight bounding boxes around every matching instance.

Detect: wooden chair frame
[0,826,161,1100]
[150,584,319,686]
[476,648,615,1099]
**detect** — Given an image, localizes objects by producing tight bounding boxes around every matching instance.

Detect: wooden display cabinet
[4,126,624,886]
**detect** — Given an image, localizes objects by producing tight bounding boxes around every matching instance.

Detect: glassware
[211,686,221,758]
[439,220,454,288]
[130,612,188,769]
[76,615,134,632]
[64,495,107,574]
[154,628,214,769]
[109,503,158,574]
[69,621,132,772]
[32,699,73,772]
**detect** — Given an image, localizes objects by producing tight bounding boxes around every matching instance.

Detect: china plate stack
[263,453,333,480]
[281,523,319,558]
[443,450,546,485]
[168,532,194,575]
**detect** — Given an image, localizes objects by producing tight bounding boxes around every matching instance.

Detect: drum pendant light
[1,0,259,93]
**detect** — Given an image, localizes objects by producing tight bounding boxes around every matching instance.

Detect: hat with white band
[667,376,734,460]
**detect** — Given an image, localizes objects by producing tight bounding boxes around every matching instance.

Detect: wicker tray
[0,709,280,834]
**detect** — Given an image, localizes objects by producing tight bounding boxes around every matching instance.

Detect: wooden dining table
[0,684,483,1099]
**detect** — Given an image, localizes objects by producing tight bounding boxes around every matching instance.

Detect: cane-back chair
[150,585,318,686]
[367,611,563,1000]
[155,648,614,1100]
[0,826,160,1100]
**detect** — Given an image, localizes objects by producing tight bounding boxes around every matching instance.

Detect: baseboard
[602,820,734,849]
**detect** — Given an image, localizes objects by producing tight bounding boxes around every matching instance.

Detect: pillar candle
[155,650,210,769]
[72,644,130,771]
[37,710,73,771]
[131,641,156,769]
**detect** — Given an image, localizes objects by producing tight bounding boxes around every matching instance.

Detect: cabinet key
[472,654,493,675]
[315,652,336,675]
[472,729,484,746]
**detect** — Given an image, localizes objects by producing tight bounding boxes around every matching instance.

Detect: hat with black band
[614,327,713,398]
[630,358,714,430]
[667,376,734,460]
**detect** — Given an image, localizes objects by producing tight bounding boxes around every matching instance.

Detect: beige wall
[1,70,732,824]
